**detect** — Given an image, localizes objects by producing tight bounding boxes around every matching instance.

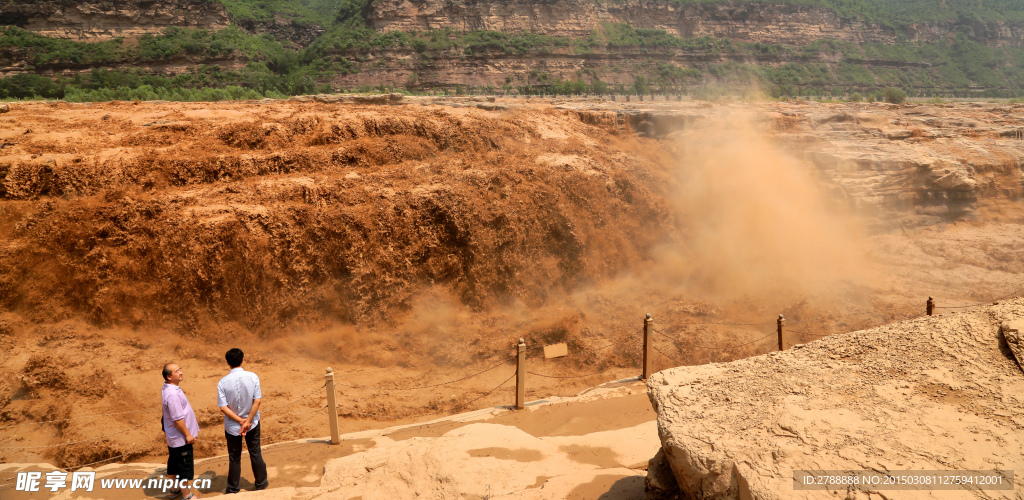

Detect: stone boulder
[647,299,1024,499]
[1000,320,1024,371]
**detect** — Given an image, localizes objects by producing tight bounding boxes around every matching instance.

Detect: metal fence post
[516,339,526,410]
[777,314,785,351]
[642,313,653,380]
[325,367,340,445]
[927,296,934,316]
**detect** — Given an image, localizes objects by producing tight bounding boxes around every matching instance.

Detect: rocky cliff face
[368,0,1024,47]
[0,0,230,40]
[233,16,327,48]
[328,46,697,93]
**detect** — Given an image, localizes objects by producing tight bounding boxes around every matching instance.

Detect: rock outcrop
[1001,320,1024,370]
[646,299,1024,498]
[232,15,326,48]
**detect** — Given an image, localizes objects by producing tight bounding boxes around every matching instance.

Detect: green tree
[633,75,650,95]
[882,87,907,103]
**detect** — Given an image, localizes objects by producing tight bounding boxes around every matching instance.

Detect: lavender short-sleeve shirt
[161,383,200,448]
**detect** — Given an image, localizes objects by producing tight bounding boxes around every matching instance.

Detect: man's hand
[242,398,261,437]
[173,419,194,445]
[219,405,245,425]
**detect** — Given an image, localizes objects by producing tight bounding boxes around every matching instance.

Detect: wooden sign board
[544,342,568,359]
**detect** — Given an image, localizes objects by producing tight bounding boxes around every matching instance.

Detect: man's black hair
[162,364,174,381]
[225,348,244,368]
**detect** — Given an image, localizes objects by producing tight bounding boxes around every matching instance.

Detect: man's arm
[240,398,261,436]
[219,405,245,424]
[172,419,195,444]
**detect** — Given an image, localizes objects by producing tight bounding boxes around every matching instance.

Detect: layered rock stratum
[6,0,1022,47]
[368,0,1024,47]
[0,0,229,40]
[3,0,1023,95]
[646,299,1024,499]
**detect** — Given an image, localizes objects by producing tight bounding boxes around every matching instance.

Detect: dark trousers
[166,443,194,481]
[225,423,268,493]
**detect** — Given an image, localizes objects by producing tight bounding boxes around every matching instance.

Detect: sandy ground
[1,98,1023,498]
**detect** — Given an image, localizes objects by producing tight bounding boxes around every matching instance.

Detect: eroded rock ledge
[646,299,1024,499]
[0,0,229,40]
[368,0,1024,47]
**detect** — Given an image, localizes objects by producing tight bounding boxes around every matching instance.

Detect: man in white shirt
[216,348,268,493]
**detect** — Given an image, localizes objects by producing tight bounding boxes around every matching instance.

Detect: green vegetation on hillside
[4,21,1024,100]
[297,23,1024,97]
[0,25,290,66]
[213,0,1024,30]
[302,25,571,57]
[638,0,1024,27]
[0,64,331,101]
[216,0,337,26]
[4,0,1024,101]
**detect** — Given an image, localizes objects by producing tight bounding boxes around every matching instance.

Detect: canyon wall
[368,0,1024,47]
[0,0,230,40]
[4,0,1024,49]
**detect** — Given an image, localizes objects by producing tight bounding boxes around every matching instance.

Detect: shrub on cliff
[883,87,907,104]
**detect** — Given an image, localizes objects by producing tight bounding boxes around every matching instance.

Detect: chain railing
[0,418,162,451]
[645,284,1023,373]
[930,285,1024,312]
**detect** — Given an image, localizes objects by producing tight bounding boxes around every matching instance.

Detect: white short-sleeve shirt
[216,367,262,436]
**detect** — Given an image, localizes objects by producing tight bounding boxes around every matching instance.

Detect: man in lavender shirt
[217,348,268,493]
[161,363,201,499]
